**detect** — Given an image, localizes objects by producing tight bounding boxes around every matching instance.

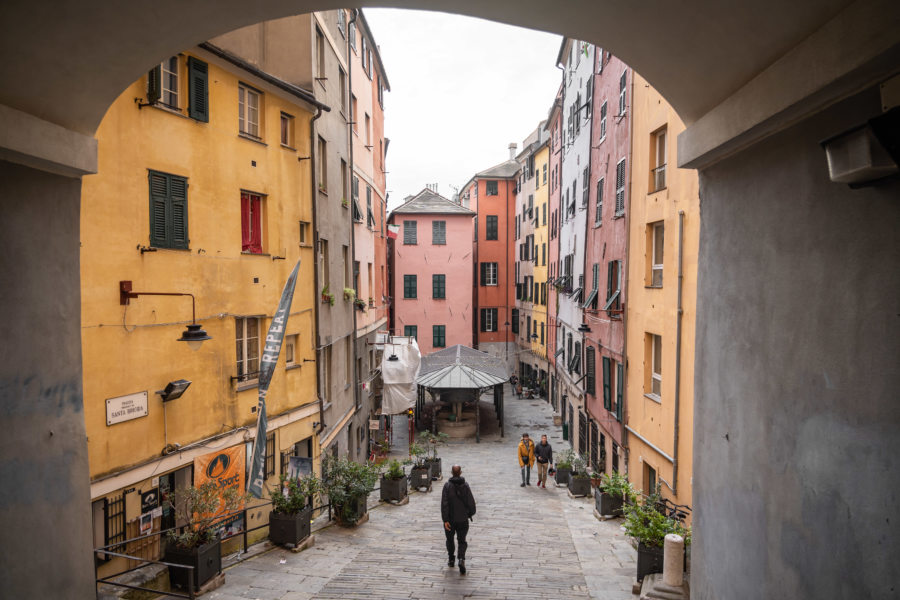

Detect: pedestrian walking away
[535,434,553,487]
[517,433,535,487]
[441,464,476,575]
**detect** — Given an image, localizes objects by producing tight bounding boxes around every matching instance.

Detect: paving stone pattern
[200,386,637,600]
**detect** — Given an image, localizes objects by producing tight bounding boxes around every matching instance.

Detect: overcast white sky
[363,9,563,210]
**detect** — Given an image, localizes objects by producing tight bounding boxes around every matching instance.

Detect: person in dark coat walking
[441,464,476,574]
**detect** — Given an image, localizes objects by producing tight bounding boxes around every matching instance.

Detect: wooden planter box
[335,495,368,526]
[410,465,432,490]
[424,457,442,479]
[568,475,591,497]
[554,467,572,486]
[268,506,312,546]
[595,489,624,516]
[380,475,408,502]
[165,538,221,591]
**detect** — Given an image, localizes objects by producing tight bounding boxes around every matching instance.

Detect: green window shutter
[602,356,611,410]
[149,171,168,247]
[169,175,189,249]
[187,57,209,122]
[586,347,595,395]
[147,65,161,104]
[616,363,624,421]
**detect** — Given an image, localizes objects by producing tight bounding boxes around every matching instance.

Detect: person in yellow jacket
[518,433,536,487]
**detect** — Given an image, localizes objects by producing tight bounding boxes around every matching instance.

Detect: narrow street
[202,386,637,600]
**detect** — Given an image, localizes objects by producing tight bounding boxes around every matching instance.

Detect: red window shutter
[241,192,251,251]
[250,195,262,253]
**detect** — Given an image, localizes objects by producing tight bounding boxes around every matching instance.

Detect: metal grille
[578,411,587,455]
[105,492,126,552]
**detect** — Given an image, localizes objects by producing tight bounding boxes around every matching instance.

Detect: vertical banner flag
[386,224,399,239]
[248,260,301,498]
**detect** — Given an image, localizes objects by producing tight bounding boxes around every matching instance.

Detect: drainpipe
[347,9,361,423]
[310,105,325,435]
[620,64,636,471]
[672,210,685,495]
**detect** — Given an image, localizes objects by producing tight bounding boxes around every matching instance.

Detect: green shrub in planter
[567,454,592,496]
[623,497,691,581]
[162,481,250,589]
[419,431,449,479]
[380,459,408,502]
[322,454,379,526]
[268,473,320,546]
[596,471,634,516]
[554,448,574,486]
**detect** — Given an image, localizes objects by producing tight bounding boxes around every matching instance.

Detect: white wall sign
[106,391,149,426]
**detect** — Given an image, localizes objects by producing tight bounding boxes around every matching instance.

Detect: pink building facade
[583,51,632,473]
[388,189,475,355]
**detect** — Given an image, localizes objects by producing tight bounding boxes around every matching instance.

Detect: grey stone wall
[692,85,900,599]
[0,161,95,598]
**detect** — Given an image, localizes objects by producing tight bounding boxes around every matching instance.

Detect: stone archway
[0,1,898,598]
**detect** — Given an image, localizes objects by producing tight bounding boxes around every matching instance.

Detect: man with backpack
[441,464,477,575]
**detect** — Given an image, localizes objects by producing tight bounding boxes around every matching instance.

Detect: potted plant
[408,443,431,491]
[371,434,390,464]
[321,454,378,526]
[554,448,574,486]
[623,494,691,581]
[418,431,449,479]
[595,470,633,517]
[268,472,320,547]
[341,198,349,208]
[368,297,375,308]
[379,459,408,502]
[321,284,334,306]
[590,470,603,488]
[353,298,367,312]
[343,287,356,301]
[567,454,592,497]
[162,481,249,591]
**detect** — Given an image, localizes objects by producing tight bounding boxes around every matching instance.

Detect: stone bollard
[662,533,684,587]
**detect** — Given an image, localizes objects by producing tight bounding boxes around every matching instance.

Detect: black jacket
[535,441,553,464]
[441,476,476,524]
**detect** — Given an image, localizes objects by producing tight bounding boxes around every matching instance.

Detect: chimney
[509,143,517,160]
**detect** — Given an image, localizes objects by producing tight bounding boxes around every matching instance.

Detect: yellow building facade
[624,73,699,518]
[81,46,323,574]
[531,140,550,369]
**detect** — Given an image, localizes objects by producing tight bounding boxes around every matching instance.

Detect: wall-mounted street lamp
[119,280,211,350]
[157,379,192,402]
[530,333,539,341]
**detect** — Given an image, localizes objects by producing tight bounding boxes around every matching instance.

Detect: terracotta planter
[269,506,312,546]
[165,538,221,591]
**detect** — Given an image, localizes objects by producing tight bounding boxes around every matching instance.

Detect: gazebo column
[496,384,504,438]
[474,388,480,443]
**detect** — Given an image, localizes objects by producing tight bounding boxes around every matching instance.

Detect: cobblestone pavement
[202,386,638,600]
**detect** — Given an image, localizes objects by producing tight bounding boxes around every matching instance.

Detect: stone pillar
[0,161,95,598]
[663,534,685,587]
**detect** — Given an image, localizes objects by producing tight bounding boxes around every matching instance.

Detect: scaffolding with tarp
[415,345,508,442]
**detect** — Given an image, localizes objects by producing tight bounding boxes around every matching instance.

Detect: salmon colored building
[460,148,519,371]
[582,51,632,474]
[546,87,563,413]
[388,189,475,354]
